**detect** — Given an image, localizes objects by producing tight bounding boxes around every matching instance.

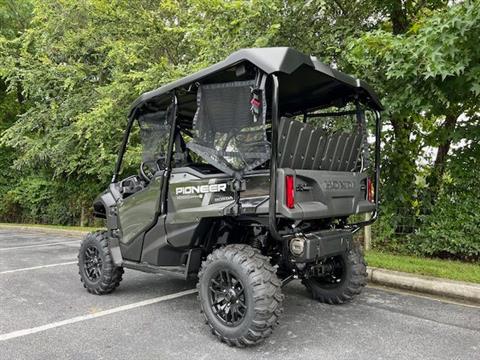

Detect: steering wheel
[140,160,160,182]
[139,157,167,182]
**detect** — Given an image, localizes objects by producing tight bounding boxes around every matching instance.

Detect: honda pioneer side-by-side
[78,47,382,346]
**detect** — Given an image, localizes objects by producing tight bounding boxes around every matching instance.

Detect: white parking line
[0,289,197,341]
[0,261,77,275]
[0,240,79,251]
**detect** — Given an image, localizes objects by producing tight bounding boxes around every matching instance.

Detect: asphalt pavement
[0,228,479,360]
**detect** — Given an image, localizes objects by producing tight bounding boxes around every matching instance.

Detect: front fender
[93,188,119,230]
[93,188,123,266]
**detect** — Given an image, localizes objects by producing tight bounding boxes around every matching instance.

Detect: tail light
[367,177,374,203]
[285,175,295,209]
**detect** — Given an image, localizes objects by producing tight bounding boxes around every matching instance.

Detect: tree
[0,0,381,225]
[0,0,32,222]
[347,1,479,236]
[1,0,478,260]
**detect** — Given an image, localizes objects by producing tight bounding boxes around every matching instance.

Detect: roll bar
[349,109,381,233]
[112,110,137,184]
[268,75,283,241]
[160,93,178,214]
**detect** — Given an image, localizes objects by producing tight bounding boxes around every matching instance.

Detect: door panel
[117,172,164,248]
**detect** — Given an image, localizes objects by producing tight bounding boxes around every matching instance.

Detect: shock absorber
[250,237,262,249]
[249,226,267,250]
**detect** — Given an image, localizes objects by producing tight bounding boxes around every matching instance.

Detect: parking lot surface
[0,228,479,360]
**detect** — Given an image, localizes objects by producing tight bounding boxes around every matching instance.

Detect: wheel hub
[309,255,345,284]
[225,288,238,302]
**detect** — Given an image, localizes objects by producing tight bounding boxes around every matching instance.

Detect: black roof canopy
[130,47,383,119]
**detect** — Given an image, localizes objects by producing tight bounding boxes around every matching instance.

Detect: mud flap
[108,233,124,266]
[185,248,202,279]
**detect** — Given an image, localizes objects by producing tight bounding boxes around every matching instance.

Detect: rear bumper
[291,230,352,262]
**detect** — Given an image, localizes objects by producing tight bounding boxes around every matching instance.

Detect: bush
[0,175,99,226]
[411,148,480,261]
[372,145,480,261]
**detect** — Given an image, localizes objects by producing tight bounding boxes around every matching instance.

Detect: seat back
[278,117,365,172]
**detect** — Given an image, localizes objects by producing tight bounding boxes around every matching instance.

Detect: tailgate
[276,168,375,220]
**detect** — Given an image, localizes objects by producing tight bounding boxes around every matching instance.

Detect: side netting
[278,112,368,172]
[187,80,270,176]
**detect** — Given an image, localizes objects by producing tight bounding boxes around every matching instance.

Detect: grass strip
[0,223,100,233]
[366,250,480,284]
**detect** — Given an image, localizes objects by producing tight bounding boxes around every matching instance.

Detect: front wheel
[197,244,284,347]
[78,231,124,295]
[302,245,367,304]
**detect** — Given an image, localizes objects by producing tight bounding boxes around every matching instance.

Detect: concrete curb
[367,267,480,303]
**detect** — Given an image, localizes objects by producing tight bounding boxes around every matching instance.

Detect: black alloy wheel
[209,269,247,326]
[83,246,103,282]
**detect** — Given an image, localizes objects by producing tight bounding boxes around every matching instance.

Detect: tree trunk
[433,114,457,175]
[80,206,85,227]
[390,0,409,35]
[16,84,24,105]
[388,115,419,233]
[425,113,458,204]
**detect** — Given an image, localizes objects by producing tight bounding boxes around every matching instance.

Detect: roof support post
[373,110,381,206]
[159,92,178,215]
[351,109,381,232]
[112,110,137,183]
[269,74,283,241]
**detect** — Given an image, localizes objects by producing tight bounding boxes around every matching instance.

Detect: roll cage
[112,47,382,237]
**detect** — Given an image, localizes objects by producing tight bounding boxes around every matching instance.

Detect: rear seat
[277,117,364,172]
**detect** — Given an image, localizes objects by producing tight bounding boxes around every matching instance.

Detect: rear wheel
[302,245,367,304]
[197,244,283,347]
[78,231,124,295]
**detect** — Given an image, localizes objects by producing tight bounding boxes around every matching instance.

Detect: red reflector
[285,175,295,209]
[367,178,374,203]
[250,98,261,107]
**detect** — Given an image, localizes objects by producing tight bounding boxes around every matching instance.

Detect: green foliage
[0,175,97,225]
[347,1,480,259]
[348,1,480,115]
[0,0,32,39]
[0,0,288,182]
[0,0,382,224]
[412,144,480,261]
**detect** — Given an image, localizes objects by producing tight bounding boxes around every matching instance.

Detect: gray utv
[78,47,382,346]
